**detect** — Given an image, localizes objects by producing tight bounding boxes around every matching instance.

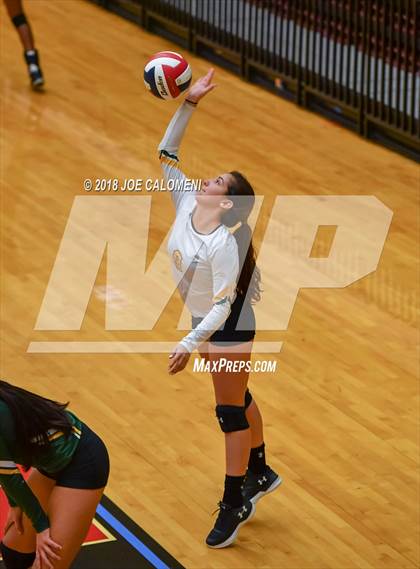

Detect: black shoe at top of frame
[24,49,45,90]
[206,499,255,549]
[242,465,283,504]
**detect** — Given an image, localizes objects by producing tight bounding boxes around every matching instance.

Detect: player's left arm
[168,238,239,374]
[0,437,50,533]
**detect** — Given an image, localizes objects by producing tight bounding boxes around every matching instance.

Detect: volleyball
[144,51,192,100]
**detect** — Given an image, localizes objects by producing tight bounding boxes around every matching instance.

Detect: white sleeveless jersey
[158,101,239,352]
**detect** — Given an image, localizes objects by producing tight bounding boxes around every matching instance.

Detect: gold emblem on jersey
[173,249,183,272]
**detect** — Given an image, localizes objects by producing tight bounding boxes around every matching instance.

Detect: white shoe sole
[206,501,257,549]
[250,475,283,504]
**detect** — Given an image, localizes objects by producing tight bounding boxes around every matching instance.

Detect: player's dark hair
[222,171,262,303]
[0,380,72,469]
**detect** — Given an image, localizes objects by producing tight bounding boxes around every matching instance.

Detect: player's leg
[44,486,104,569]
[36,423,109,568]
[205,340,255,548]
[243,388,283,504]
[1,469,56,568]
[217,296,269,479]
[211,342,252,478]
[4,0,34,50]
[4,0,44,89]
[229,295,281,502]
[245,391,264,448]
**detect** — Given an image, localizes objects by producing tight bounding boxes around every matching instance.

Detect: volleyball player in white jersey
[158,69,282,548]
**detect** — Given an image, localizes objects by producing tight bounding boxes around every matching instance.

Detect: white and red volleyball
[144,51,192,100]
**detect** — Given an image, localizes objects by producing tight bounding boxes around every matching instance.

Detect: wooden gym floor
[1,1,418,568]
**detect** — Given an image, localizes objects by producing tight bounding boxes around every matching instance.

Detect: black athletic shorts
[39,423,109,490]
[192,293,256,345]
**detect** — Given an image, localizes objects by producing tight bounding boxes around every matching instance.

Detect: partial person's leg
[243,392,283,504]
[44,486,104,569]
[4,0,34,50]
[4,0,44,88]
[245,397,264,448]
[1,469,56,568]
[245,394,268,474]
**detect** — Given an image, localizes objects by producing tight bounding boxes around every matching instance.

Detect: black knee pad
[11,13,28,28]
[244,389,252,409]
[215,405,249,433]
[0,543,35,569]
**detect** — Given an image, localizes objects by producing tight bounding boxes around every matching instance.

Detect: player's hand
[186,68,217,103]
[4,506,24,536]
[168,344,191,374]
[33,529,62,569]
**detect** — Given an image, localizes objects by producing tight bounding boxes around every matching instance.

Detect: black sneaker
[242,466,282,504]
[206,500,255,548]
[24,49,45,90]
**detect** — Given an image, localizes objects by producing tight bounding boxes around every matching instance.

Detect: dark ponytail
[0,380,72,468]
[222,171,262,304]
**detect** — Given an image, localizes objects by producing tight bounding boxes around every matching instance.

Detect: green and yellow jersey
[0,399,82,532]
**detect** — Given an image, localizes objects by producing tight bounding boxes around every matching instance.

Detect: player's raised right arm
[158,68,217,158]
[158,69,217,211]
[158,100,196,161]
[158,101,195,212]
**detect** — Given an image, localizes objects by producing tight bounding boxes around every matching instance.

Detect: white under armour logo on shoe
[219,417,223,423]
[258,475,267,485]
[237,505,248,519]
